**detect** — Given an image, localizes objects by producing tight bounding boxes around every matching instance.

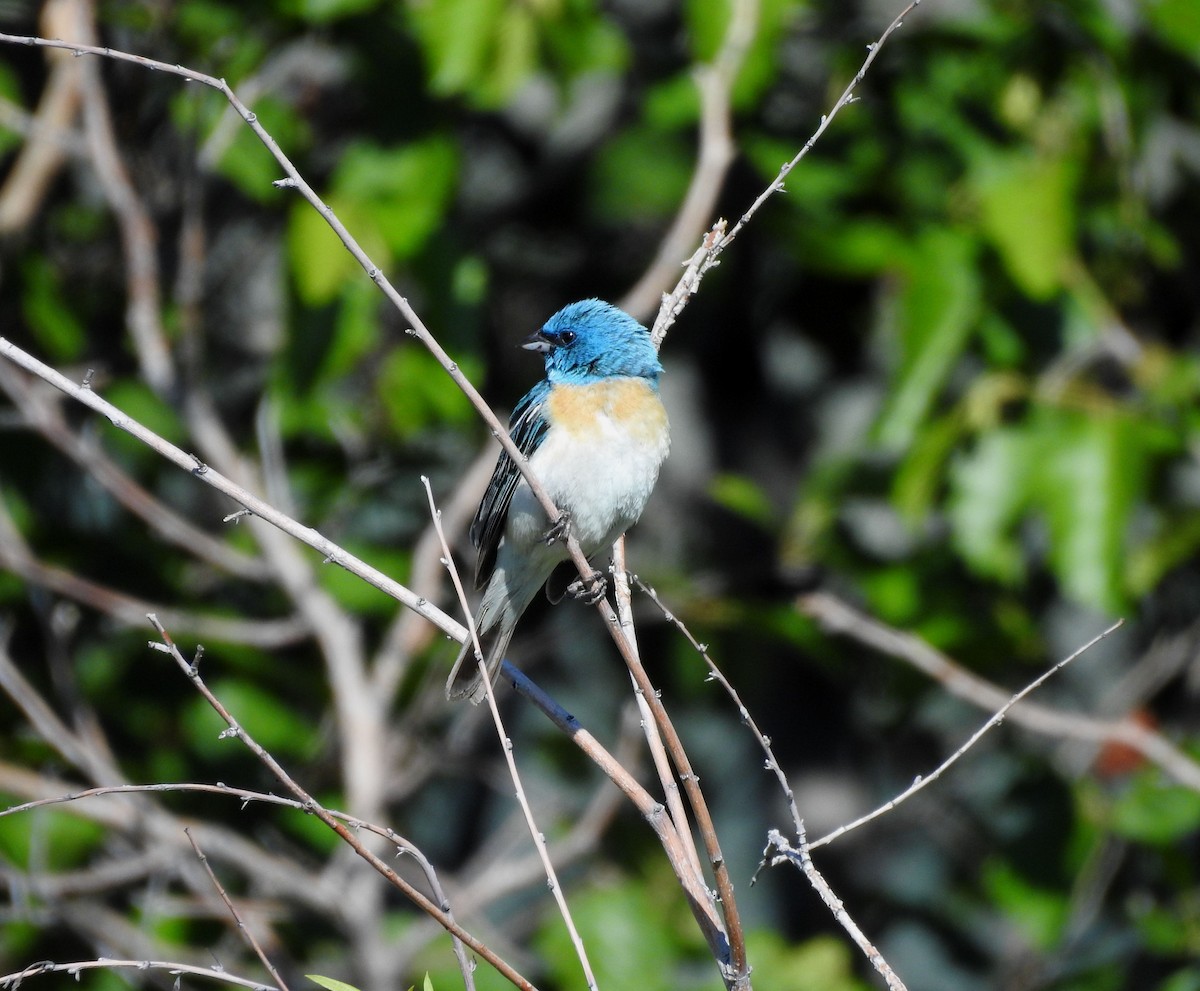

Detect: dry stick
[144,615,538,991]
[184,827,289,991]
[634,578,802,838]
[0,361,269,580]
[0,958,273,990]
[650,0,923,346]
[0,339,466,645]
[423,478,590,991]
[3,780,449,904]
[759,828,907,991]
[636,579,907,990]
[809,620,1125,850]
[618,0,758,321]
[66,0,173,397]
[503,664,729,959]
[0,774,495,960]
[612,545,706,890]
[800,592,1200,793]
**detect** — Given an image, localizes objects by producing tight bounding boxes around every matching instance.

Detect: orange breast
[546,378,668,444]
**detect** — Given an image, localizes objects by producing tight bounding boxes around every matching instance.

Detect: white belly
[506,382,669,554]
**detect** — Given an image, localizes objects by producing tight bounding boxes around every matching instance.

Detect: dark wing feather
[470,379,552,587]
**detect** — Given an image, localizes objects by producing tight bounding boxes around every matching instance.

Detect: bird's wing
[470,379,553,587]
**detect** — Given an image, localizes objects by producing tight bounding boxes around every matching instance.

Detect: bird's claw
[543,511,572,545]
[567,570,607,605]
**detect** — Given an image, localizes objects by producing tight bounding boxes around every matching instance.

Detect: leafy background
[2,0,1200,989]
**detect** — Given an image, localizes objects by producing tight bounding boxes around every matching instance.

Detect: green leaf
[742,930,869,991]
[983,859,1069,951]
[307,976,362,991]
[183,679,317,760]
[405,0,523,104]
[876,227,980,450]
[590,125,693,221]
[947,425,1034,585]
[972,150,1078,300]
[1129,513,1200,597]
[1111,772,1200,845]
[278,0,381,23]
[893,414,964,523]
[0,809,105,869]
[21,257,86,360]
[949,410,1150,611]
[709,473,774,527]
[288,200,365,306]
[1146,0,1200,63]
[378,346,479,434]
[535,881,674,991]
[1037,412,1141,613]
[334,138,459,260]
[288,138,457,306]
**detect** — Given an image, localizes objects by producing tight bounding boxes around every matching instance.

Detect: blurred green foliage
[1,0,1200,989]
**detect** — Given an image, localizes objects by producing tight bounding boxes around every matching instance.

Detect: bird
[446,299,670,702]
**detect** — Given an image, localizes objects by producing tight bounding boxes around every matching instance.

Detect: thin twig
[800,592,1200,792]
[504,664,729,952]
[613,546,705,886]
[809,619,1125,849]
[0,957,273,990]
[759,828,907,991]
[650,0,923,346]
[144,614,537,991]
[423,477,591,991]
[184,827,290,991]
[0,338,466,644]
[634,577,802,837]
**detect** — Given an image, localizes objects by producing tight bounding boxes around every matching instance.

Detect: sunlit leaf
[947,425,1033,585]
[534,881,674,991]
[279,0,381,23]
[1146,0,1200,63]
[972,150,1078,300]
[876,227,980,450]
[307,975,362,991]
[1037,412,1141,613]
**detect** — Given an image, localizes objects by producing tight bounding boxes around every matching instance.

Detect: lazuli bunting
[448,299,670,702]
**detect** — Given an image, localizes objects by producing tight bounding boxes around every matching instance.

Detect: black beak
[521,329,555,353]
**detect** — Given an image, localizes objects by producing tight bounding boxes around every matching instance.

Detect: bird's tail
[445,617,516,704]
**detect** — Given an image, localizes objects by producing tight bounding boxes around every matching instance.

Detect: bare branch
[144,616,535,991]
[650,0,923,346]
[619,0,759,321]
[808,620,1124,849]
[799,592,1200,792]
[185,827,290,991]
[759,828,907,991]
[0,336,466,644]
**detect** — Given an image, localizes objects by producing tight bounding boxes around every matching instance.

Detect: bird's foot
[543,511,572,545]
[567,569,607,605]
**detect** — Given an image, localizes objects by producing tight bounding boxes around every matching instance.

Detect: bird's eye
[559,330,576,345]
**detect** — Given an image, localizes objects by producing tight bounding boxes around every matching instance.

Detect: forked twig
[809,619,1125,849]
[144,614,534,991]
[758,828,907,991]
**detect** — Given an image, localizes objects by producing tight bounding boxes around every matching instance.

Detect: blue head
[523,299,662,386]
